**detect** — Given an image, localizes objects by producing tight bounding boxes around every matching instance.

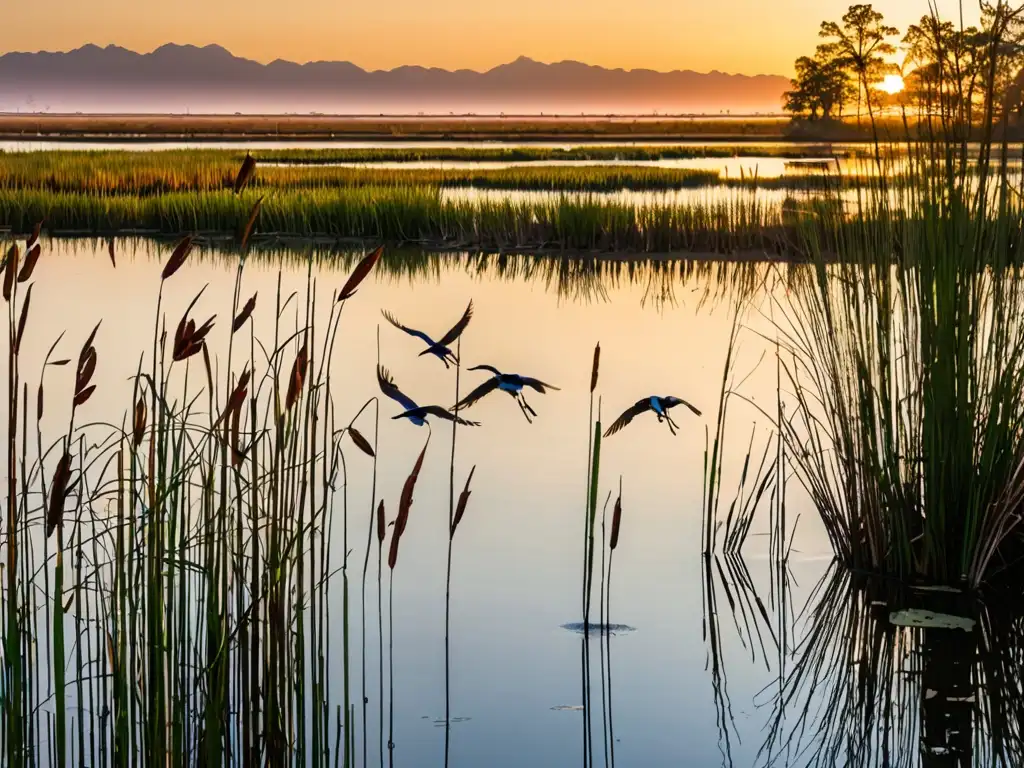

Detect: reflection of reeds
[757,566,1024,767]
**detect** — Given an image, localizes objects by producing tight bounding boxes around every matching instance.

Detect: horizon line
[1,42,788,80]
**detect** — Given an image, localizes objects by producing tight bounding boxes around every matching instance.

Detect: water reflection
[757,565,1024,767]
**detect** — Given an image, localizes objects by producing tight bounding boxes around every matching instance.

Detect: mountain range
[0,44,789,114]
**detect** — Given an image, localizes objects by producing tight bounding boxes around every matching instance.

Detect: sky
[1,0,982,75]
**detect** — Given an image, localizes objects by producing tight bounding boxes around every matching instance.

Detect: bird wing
[437,300,474,348]
[669,397,702,417]
[377,365,419,412]
[603,399,650,437]
[421,405,480,427]
[454,377,501,410]
[520,377,560,394]
[382,309,435,346]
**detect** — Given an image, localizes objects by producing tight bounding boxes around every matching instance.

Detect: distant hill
[0,44,789,114]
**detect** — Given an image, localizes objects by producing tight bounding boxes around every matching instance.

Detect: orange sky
[2,0,979,75]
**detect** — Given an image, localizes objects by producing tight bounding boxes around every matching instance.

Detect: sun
[876,75,906,95]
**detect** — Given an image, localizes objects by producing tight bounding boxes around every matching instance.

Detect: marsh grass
[0,185,802,254]
[0,225,385,765]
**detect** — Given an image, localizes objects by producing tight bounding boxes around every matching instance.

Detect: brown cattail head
[108,239,116,268]
[46,452,73,538]
[172,313,216,362]
[388,525,401,570]
[338,245,384,302]
[161,235,194,281]
[217,368,251,429]
[590,343,601,393]
[14,283,32,354]
[17,243,41,283]
[232,293,257,333]
[395,437,429,540]
[609,493,623,550]
[451,465,477,538]
[285,344,309,411]
[234,153,257,194]
[240,196,263,250]
[74,322,101,408]
[346,426,375,458]
[376,500,386,544]
[27,220,44,250]
[132,396,147,448]
[3,244,18,302]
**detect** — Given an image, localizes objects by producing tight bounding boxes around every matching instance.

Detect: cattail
[46,452,73,538]
[108,239,116,268]
[218,368,251,427]
[74,323,100,408]
[234,152,257,194]
[338,245,384,302]
[285,344,308,411]
[377,501,386,545]
[394,438,429,539]
[232,293,257,333]
[346,426,375,457]
[451,465,476,538]
[161,235,194,281]
[3,244,18,302]
[590,342,601,393]
[609,493,623,550]
[172,313,216,362]
[27,220,43,250]
[17,243,41,283]
[240,196,263,250]
[388,525,401,570]
[14,283,32,353]
[132,396,147,448]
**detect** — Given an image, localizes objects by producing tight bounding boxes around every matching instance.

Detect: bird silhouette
[604,396,701,437]
[454,365,559,423]
[377,365,480,427]
[381,300,473,368]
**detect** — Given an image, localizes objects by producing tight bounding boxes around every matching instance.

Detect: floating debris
[889,609,975,632]
[561,622,636,635]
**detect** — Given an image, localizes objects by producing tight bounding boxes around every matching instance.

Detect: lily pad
[889,609,975,632]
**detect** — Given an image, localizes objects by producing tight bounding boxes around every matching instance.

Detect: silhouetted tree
[784,46,854,120]
[819,4,899,125]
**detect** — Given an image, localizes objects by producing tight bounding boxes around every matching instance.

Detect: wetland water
[6,239,838,766]
[4,227,1019,767]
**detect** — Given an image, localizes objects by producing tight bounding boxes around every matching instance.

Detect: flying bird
[381,300,473,368]
[604,396,701,437]
[454,365,559,423]
[377,365,480,427]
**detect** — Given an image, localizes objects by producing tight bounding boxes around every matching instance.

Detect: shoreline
[0,114,891,144]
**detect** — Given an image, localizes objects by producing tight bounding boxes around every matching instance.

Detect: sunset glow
[0,0,981,76]
[876,75,906,95]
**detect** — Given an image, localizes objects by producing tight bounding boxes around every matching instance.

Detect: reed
[0,186,807,254]
[0,211,387,765]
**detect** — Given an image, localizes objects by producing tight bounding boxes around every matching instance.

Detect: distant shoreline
[0,114,892,144]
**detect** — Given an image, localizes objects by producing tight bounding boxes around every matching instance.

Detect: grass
[0,186,799,253]
[0,223,388,765]
[0,114,797,141]
[0,149,891,195]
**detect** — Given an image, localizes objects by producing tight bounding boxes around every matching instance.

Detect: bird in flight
[382,300,473,368]
[377,365,480,427]
[604,396,701,437]
[454,365,559,423]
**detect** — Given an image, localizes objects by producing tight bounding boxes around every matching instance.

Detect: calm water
[3,239,837,766]
[6,239,1012,766]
